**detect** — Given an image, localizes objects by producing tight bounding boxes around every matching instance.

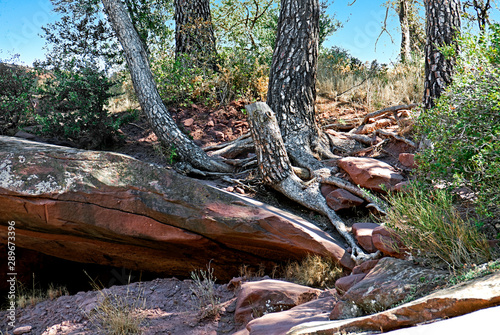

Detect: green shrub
[0,60,37,134]
[385,184,491,271]
[36,64,124,149]
[416,25,500,216]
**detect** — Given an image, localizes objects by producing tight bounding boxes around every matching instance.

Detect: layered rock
[338,157,404,192]
[0,136,354,281]
[289,270,500,334]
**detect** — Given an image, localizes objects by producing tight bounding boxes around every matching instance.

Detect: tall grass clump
[385,185,491,271]
[189,263,221,319]
[85,274,146,335]
[317,46,424,108]
[417,24,500,218]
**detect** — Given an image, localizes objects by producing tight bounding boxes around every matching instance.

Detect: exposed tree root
[361,103,418,124]
[204,133,254,159]
[375,129,417,147]
[246,102,379,263]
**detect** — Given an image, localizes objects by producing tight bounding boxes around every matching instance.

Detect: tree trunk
[101,0,231,172]
[267,0,333,168]
[174,0,218,69]
[399,0,412,62]
[423,0,461,109]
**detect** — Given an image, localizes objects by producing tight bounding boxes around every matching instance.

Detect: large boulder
[0,137,355,280]
[338,157,404,192]
[289,270,500,334]
[340,257,447,315]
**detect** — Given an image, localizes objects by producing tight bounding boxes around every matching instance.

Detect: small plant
[15,275,68,308]
[85,274,146,335]
[36,62,123,149]
[284,254,343,288]
[0,58,37,135]
[384,184,491,271]
[189,263,221,319]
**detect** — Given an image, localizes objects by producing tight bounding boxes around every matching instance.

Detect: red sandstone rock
[351,259,380,275]
[399,153,416,168]
[372,226,408,258]
[335,273,366,295]
[352,222,380,253]
[290,270,500,335]
[338,157,404,192]
[234,280,321,327]
[244,293,339,335]
[182,118,194,127]
[0,137,355,282]
[325,189,364,211]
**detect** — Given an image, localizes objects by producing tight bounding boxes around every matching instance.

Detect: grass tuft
[189,263,221,319]
[385,184,491,271]
[284,254,343,288]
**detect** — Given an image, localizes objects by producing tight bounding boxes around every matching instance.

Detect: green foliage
[0,58,37,134]
[385,184,491,271]
[36,63,124,149]
[417,25,500,215]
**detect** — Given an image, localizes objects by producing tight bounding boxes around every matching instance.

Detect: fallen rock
[341,257,448,315]
[352,223,379,253]
[338,157,404,192]
[325,189,364,211]
[182,118,194,127]
[243,292,339,335]
[372,226,408,258]
[289,270,500,334]
[398,153,416,168]
[334,273,366,295]
[234,279,322,327]
[0,136,355,281]
[351,259,379,275]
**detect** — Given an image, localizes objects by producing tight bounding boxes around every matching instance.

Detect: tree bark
[174,0,218,69]
[423,0,461,109]
[267,0,333,168]
[399,0,412,62]
[101,0,231,172]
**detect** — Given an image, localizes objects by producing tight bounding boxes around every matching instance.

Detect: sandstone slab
[342,257,447,314]
[0,137,354,281]
[338,157,403,192]
[289,270,500,334]
[325,189,364,211]
[234,279,322,327]
[243,293,338,335]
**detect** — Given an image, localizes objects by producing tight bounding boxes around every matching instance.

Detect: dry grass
[189,263,222,319]
[317,59,424,109]
[16,279,68,308]
[283,254,344,288]
[85,274,146,335]
[385,185,491,271]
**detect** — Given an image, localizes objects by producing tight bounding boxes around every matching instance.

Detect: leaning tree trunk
[174,0,218,70]
[423,0,461,109]
[101,0,231,172]
[267,0,334,169]
[399,0,412,62]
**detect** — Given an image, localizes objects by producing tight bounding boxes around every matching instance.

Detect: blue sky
[0,0,498,66]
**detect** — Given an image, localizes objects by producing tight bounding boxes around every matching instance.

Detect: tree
[266,0,336,169]
[101,0,231,172]
[174,0,218,69]
[399,0,412,62]
[247,0,384,262]
[462,0,492,32]
[423,0,461,109]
